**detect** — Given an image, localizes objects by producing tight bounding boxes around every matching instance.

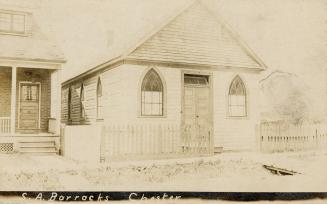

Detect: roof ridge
[197,0,267,69]
[125,0,267,70]
[122,0,197,59]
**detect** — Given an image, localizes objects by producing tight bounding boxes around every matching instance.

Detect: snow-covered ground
[0,150,327,192]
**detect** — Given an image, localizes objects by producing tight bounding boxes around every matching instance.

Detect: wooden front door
[19,83,40,131]
[183,74,212,154]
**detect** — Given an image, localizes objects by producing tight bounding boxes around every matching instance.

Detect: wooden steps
[18,140,58,155]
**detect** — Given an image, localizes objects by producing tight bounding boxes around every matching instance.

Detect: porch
[0,62,62,154]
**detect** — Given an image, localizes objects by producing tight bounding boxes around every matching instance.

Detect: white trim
[17,81,41,130]
[0,58,64,69]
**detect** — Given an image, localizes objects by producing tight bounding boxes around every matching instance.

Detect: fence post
[315,128,318,149]
[255,124,261,152]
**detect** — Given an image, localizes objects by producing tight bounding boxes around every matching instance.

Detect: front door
[19,83,40,131]
[183,74,212,154]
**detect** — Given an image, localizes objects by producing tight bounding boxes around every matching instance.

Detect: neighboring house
[0,2,65,154]
[61,0,266,160]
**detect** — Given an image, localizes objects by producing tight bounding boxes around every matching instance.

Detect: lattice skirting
[0,143,14,153]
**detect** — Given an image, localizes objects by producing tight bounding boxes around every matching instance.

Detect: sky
[209,0,326,77]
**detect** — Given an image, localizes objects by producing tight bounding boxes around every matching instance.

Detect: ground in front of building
[0,151,327,192]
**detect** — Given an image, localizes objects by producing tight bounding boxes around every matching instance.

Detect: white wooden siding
[61,63,260,151]
[100,67,126,122]
[213,71,260,151]
[82,77,97,123]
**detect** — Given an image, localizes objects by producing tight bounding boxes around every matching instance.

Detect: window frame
[227,75,248,118]
[96,77,103,120]
[138,68,166,118]
[67,87,72,122]
[0,10,27,35]
[80,83,85,121]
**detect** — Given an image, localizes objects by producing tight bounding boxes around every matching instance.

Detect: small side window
[96,77,103,119]
[228,75,247,117]
[67,87,72,121]
[80,84,85,120]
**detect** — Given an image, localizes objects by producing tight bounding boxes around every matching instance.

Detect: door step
[19,151,58,156]
[18,141,58,155]
[19,141,55,147]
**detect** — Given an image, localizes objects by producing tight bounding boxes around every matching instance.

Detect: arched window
[228,76,247,117]
[80,83,85,120]
[68,87,72,121]
[141,69,164,116]
[96,77,103,119]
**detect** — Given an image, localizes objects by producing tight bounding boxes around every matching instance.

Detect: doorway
[182,73,212,154]
[18,82,41,132]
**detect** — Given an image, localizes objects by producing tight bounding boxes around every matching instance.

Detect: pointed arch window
[96,77,103,119]
[68,87,72,121]
[141,69,164,116]
[80,83,85,120]
[228,76,247,117]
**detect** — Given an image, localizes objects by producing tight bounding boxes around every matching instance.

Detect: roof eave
[125,57,266,72]
[0,56,66,64]
[61,55,123,87]
[0,56,66,70]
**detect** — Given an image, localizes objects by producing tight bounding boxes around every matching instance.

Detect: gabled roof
[0,31,65,63]
[60,0,266,84]
[0,1,65,63]
[126,1,266,69]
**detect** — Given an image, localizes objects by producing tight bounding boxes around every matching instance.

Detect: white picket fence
[100,123,181,161]
[258,122,327,153]
[60,123,213,162]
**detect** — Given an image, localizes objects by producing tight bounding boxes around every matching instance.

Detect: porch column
[10,66,17,134]
[50,69,61,135]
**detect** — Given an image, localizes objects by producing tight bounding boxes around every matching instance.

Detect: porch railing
[0,117,10,134]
